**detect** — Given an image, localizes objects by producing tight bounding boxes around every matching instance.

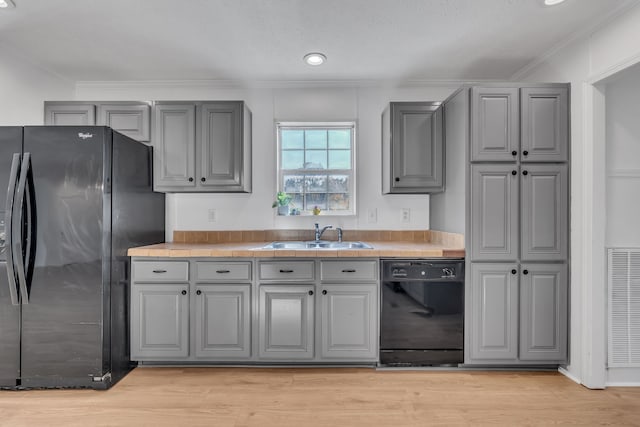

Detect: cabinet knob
[196,290,202,295]
[511,170,517,176]
[511,150,517,156]
[322,290,327,295]
[181,290,187,295]
[188,177,194,182]
[511,269,517,275]
[523,150,529,156]
[523,269,529,275]
[201,177,206,182]
[522,170,528,176]
[308,290,314,296]
[395,177,400,182]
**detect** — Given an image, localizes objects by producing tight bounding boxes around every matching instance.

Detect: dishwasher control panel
[382,259,464,281]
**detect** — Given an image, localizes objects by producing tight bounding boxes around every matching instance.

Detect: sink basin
[261,241,373,250]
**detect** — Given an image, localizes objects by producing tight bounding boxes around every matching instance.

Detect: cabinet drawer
[133,261,189,282]
[259,261,315,281]
[195,261,252,282]
[320,260,378,282]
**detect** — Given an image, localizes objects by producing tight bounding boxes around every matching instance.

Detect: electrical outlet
[208,209,216,222]
[367,208,377,223]
[401,208,410,223]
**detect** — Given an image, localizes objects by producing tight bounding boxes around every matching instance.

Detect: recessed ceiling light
[304,53,327,66]
[0,0,15,8]
[544,0,566,5]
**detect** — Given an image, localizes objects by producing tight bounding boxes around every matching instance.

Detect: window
[277,122,356,215]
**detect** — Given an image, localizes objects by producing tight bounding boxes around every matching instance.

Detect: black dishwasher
[380,259,464,366]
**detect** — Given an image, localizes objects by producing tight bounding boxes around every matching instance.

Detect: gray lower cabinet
[258,284,315,360]
[469,262,567,363]
[519,263,568,361]
[131,283,190,359]
[469,263,519,360]
[44,101,151,142]
[153,101,252,193]
[194,284,251,359]
[319,284,377,359]
[382,102,444,193]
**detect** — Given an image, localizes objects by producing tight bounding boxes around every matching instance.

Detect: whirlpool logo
[78,132,94,140]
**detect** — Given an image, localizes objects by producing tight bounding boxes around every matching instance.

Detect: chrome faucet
[336,227,343,243]
[314,223,332,241]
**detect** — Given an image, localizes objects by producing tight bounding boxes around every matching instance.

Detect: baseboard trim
[558,366,582,385]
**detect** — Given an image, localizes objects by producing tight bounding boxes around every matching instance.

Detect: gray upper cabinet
[469,263,519,360]
[382,102,444,193]
[258,284,315,360]
[44,101,151,142]
[319,284,377,360]
[97,103,151,142]
[520,87,568,163]
[153,103,197,189]
[470,164,519,261]
[44,103,96,125]
[131,283,190,359]
[154,101,252,193]
[471,88,519,162]
[194,284,251,359]
[519,263,568,361]
[521,164,568,261]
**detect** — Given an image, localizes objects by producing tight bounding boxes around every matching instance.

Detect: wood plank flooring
[1,368,639,426]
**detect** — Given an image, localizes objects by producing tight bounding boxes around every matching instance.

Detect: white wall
[517,3,640,386]
[0,46,74,125]
[76,82,458,239]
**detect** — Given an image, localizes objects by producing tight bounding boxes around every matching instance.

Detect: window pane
[305,130,327,149]
[304,150,327,169]
[328,129,351,149]
[306,193,327,210]
[282,150,304,169]
[305,175,327,192]
[281,129,304,149]
[290,193,303,210]
[328,193,350,210]
[328,175,349,192]
[283,175,304,193]
[328,150,351,169]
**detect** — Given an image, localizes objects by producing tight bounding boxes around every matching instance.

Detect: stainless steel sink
[261,241,373,250]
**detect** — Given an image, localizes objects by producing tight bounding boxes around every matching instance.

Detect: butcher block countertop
[128,229,465,258]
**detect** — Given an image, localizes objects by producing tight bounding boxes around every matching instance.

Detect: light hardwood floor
[1,368,639,426]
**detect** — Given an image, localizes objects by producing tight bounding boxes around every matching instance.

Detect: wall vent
[608,248,640,367]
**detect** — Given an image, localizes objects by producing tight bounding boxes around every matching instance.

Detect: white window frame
[276,121,356,216]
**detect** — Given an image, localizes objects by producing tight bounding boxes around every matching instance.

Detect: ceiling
[0,0,636,84]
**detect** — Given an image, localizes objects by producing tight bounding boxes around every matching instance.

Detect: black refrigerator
[0,126,165,389]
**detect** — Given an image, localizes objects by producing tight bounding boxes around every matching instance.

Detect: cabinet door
[199,102,244,189]
[153,104,196,188]
[319,284,377,360]
[521,164,568,261]
[470,164,519,261]
[258,285,314,359]
[131,284,189,359]
[519,264,568,361]
[470,87,519,162]
[194,284,251,359]
[520,87,568,162]
[44,103,96,125]
[469,263,519,361]
[390,103,443,193]
[98,103,150,142]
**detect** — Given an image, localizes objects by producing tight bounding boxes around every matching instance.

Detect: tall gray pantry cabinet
[432,83,570,365]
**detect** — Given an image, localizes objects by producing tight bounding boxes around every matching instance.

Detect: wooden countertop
[127,241,465,258]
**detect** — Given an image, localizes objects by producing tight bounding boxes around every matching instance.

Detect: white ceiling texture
[0,0,636,83]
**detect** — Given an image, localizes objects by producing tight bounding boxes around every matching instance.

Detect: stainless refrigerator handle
[4,153,21,306]
[13,152,30,304]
